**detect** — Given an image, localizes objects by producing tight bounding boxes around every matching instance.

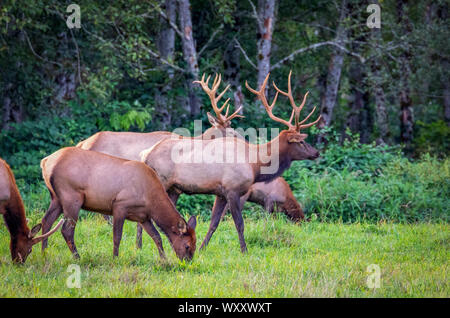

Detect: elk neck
[251,132,293,183]
[2,183,29,241]
[147,190,186,240]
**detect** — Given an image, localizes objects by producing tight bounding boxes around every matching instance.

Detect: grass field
[0,212,448,297]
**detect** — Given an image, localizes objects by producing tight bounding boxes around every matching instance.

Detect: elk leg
[61,195,83,258]
[200,196,227,250]
[264,199,275,214]
[141,220,166,259]
[219,203,229,221]
[41,199,62,251]
[227,192,248,253]
[112,206,127,257]
[220,191,249,221]
[136,223,143,249]
[103,214,113,225]
[167,188,181,205]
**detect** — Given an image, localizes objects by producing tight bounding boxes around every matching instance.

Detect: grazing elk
[0,158,63,263]
[141,71,320,252]
[221,177,305,222]
[40,147,197,261]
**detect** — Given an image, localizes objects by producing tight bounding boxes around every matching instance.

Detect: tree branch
[145,4,183,38]
[22,30,62,67]
[271,40,366,71]
[139,44,187,73]
[198,24,224,57]
[247,0,263,32]
[69,28,82,85]
[234,38,257,70]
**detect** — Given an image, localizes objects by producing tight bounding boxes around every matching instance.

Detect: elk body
[40,147,197,261]
[0,158,63,263]
[141,72,320,252]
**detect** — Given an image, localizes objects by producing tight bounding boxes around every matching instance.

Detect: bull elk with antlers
[194,74,307,223]
[0,158,63,263]
[141,71,320,252]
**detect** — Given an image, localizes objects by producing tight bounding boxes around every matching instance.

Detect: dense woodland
[0,0,448,222]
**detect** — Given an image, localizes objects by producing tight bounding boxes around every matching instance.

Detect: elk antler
[194,73,244,125]
[246,71,321,131]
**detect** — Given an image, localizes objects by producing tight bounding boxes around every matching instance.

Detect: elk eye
[185,244,190,250]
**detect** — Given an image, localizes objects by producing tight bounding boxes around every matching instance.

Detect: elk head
[169,216,197,261]
[246,71,321,161]
[11,219,64,263]
[194,73,244,139]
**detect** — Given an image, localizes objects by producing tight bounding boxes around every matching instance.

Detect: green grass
[0,213,448,297]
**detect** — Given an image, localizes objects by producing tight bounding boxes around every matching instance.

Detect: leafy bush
[285,155,449,223]
[413,120,450,158]
[1,91,152,182]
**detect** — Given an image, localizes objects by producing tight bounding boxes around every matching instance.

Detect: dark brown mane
[1,159,29,237]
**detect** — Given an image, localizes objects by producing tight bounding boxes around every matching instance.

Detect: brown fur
[40,147,196,261]
[238,177,305,222]
[0,158,62,263]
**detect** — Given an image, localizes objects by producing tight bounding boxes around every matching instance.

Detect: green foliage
[413,120,450,158]
[284,153,449,223]
[301,129,401,180]
[1,90,153,182]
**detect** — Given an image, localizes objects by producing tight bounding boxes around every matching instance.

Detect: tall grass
[0,217,448,297]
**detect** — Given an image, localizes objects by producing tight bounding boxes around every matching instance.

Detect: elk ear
[207,112,221,127]
[29,223,42,238]
[287,133,308,143]
[177,219,187,234]
[187,215,197,230]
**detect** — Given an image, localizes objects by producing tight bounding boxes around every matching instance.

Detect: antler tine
[298,105,316,126]
[298,114,322,130]
[226,105,244,121]
[218,97,230,113]
[212,73,220,91]
[246,73,294,129]
[216,85,231,108]
[195,73,243,125]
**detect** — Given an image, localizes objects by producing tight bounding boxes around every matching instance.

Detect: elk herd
[0,71,320,264]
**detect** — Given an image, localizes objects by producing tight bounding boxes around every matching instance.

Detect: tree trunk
[256,0,276,95]
[178,0,201,117]
[444,77,450,126]
[397,0,414,148]
[2,95,12,130]
[317,0,347,142]
[224,12,244,113]
[154,0,177,129]
[436,4,450,125]
[345,63,364,136]
[369,0,390,144]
